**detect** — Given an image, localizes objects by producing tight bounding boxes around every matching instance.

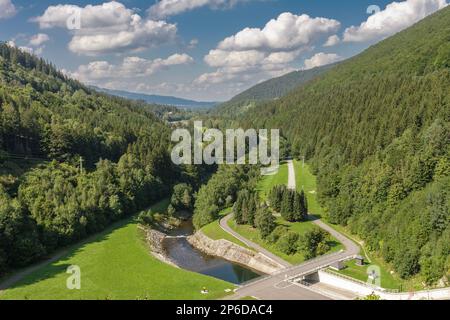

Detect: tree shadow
[2,217,137,294]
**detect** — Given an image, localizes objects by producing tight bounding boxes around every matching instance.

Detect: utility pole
[79,156,84,175]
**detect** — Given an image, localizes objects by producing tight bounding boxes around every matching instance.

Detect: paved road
[220,214,291,268]
[287,160,296,190]
[221,159,360,300]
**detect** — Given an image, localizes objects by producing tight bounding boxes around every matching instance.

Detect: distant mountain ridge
[212,63,337,117]
[92,86,218,109]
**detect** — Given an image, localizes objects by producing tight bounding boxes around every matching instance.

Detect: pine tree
[234,192,244,224]
[255,207,276,239]
[280,189,291,221]
[247,194,256,227]
[300,190,308,220]
[293,192,302,221]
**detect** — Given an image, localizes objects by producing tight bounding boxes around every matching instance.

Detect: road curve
[220,214,291,268]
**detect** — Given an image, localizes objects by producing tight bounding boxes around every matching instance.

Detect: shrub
[276,231,299,255]
[137,210,155,226]
[267,226,289,244]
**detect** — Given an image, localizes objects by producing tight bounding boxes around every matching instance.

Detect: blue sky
[0,0,447,101]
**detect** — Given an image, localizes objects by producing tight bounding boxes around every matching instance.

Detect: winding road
[220,160,360,300]
[220,214,291,268]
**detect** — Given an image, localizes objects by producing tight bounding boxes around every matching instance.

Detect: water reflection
[163,220,262,284]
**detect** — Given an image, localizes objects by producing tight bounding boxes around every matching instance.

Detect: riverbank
[139,226,179,268]
[188,231,284,275]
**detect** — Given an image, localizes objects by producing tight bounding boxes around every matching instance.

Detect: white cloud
[343,0,448,42]
[32,1,178,55]
[6,40,40,55]
[217,12,341,52]
[303,52,342,69]
[148,0,247,19]
[29,33,50,46]
[188,38,199,49]
[197,12,340,86]
[71,53,193,82]
[324,35,340,47]
[0,0,16,19]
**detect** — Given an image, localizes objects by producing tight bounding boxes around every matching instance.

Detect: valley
[0,1,449,302]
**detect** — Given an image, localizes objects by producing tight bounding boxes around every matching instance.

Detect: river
[163,219,262,284]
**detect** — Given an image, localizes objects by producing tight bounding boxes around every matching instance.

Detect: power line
[0,152,48,162]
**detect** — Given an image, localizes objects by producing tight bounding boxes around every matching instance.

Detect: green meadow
[256,161,288,200]
[0,200,234,300]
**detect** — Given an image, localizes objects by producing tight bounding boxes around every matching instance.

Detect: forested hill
[92,86,217,110]
[240,7,450,284]
[0,42,190,275]
[212,63,336,117]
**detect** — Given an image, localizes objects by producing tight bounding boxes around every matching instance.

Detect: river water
[162,220,261,284]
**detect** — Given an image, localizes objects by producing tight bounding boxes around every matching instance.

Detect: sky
[0,0,448,101]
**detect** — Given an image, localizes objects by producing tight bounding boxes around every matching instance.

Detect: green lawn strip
[330,260,402,291]
[0,199,234,300]
[293,160,323,217]
[292,160,343,252]
[256,162,288,201]
[201,209,254,251]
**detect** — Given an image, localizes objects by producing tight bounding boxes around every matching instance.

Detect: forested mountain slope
[240,7,450,284]
[92,86,217,110]
[212,64,336,117]
[0,43,190,275]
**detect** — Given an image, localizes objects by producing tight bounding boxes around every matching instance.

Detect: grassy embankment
[0,200,234,300]
[201,208,253,250]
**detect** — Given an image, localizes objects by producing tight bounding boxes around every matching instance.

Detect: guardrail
[322,268,400,293]
[238,251,355,288]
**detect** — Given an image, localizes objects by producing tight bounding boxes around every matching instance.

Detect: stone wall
[188,231,284,275]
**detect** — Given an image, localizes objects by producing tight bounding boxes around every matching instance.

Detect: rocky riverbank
[139,226,179,268]
[188,231,284,275]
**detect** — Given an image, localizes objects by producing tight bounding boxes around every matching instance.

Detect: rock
[140,226,179,268]
[188,231,284,275]
[437,276,448,288]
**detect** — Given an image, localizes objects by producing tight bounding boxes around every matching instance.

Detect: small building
[330,261,345,271]
[355,255,365,266]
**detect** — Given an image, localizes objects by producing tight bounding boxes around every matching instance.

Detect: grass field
[0,200,234,300]
[201,208,253,250]
[293,160,324,217]
[256,161,288,200]
[331,259,402,290]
